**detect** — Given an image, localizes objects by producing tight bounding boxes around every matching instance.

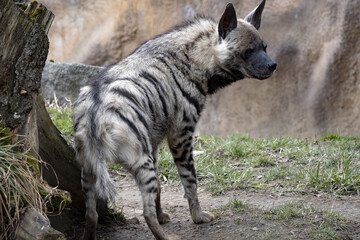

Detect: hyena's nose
[268,62,277,71]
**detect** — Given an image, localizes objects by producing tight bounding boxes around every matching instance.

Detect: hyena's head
[217,0,276,80]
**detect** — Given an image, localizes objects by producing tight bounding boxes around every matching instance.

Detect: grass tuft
[227,198,248,214]
[298,153,360,195]
[0,127,70,240]
[320,133,341,141]
[264,202,309,220]
[46,99,74,142]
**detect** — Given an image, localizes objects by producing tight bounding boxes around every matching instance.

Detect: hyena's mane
[166,15,216,33]
[128,15,217,57]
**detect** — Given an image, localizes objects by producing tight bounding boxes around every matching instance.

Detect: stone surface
[15,207,65,240]
[41,61,102,105]
[41,0,360,137]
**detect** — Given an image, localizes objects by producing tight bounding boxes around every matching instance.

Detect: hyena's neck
[171,18,227,74]
[170,18,237,94]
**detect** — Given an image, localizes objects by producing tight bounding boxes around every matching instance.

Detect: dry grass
[0,127,69,240]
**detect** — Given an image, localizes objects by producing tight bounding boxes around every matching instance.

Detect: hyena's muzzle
[243,47,277,80]
[241,0,277,80]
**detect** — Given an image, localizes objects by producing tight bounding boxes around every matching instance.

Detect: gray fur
[73,1,276,240]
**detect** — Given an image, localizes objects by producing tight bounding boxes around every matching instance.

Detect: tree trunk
[0,0,85,216]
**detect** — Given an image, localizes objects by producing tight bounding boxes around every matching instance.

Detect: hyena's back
[73,62,172,202]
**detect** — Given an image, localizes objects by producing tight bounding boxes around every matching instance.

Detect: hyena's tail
[80,149,116,206]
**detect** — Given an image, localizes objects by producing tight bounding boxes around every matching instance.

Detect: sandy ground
[62,175,360,240]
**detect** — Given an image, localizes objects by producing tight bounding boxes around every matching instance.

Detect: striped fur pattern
[73,1,276,239]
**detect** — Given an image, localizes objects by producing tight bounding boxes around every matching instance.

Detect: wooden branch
[36,95,85,211]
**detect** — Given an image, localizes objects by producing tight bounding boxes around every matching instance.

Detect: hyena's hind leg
[152,148,171,224]
[81,169,98,240]
[168,133,214,224]
[134,154,170,239]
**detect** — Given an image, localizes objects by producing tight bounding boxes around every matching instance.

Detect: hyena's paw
[158,211,171,224]
[192,211,215,224]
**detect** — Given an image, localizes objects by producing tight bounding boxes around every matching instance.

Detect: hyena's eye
[263,43,268,52]
[243,48,254,59]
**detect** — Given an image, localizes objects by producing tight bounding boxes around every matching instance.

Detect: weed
[213,197,248,219]
[251,156,275,167]
[108,163,127,178]
[108,206,126,222]
[320,133,341,141]
[227,198,248,214]
[264,202,310,220]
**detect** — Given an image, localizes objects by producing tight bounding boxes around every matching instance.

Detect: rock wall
[41,0,360,137]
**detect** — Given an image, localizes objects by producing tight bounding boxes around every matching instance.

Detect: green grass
[226,198,248,214]
[47,107,360,196]
[263,202,352,240]
[214,198,356,240]
[47,107,73,141]
[213,197,248,219]
[264,202,311,220]
[187,134,359,195]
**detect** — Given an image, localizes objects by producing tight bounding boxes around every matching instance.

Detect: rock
[41,61,102,105]
[15,208,65,240]
[40,0,360,137]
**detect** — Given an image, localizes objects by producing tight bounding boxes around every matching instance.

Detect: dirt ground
[65,175,360,240]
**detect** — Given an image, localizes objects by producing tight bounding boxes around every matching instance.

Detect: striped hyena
[73,1,276,239]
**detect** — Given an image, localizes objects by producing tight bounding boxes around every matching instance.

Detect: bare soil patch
[65,175,360,240]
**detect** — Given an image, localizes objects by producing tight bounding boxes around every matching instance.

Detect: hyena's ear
[218,3,237,39]
[244,0,266,30]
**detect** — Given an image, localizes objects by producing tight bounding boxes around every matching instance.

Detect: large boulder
[15,208,65,240]
[41,61,102,105]
[41,0,360,137]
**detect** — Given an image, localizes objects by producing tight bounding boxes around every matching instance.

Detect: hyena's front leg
[168,134,214,224]
[152,148,171,224]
